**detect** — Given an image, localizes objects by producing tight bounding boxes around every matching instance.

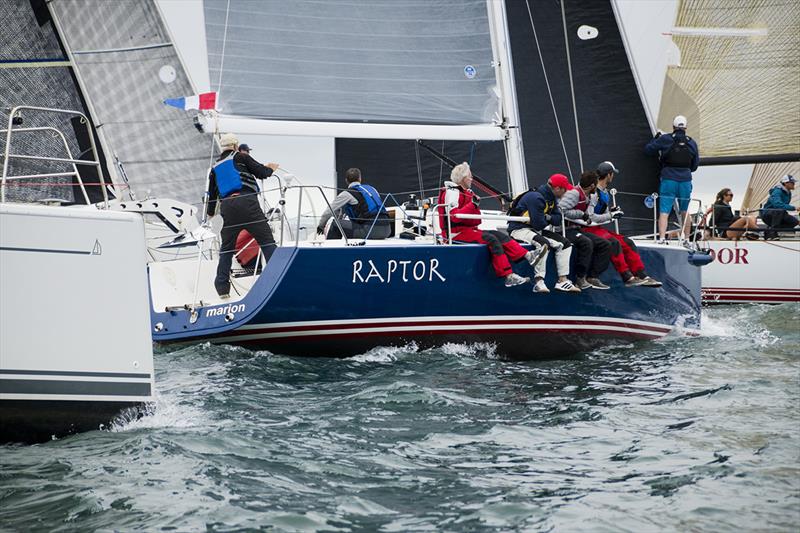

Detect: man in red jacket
[437,162,539,287]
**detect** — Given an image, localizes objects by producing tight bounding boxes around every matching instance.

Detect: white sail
[657,0,800,158]
[48,0,218,205]
[741,161,800,212]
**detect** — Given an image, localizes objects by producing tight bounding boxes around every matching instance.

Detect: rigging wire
[560,0,583,175]
[414,140,425,203]
[524,0,575,184]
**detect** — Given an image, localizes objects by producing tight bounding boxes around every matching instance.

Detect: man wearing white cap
[206,132,280,298]
[644,115,700,243]
[761,175,798,238]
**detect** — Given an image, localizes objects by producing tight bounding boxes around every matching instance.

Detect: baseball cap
[219,132,238,148]
[673,115,687,129]
[239,143,251,152]
[548,173,573,190]
[780,174,796,184]
[597,161,620,175]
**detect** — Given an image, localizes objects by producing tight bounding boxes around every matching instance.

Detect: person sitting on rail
[558,170,612,290]
[507,174,581,293]
[583,162,662,287]
[438,162,536,287]
[316,167,391,240]
[760,175,798,240]
[706,188,758,240]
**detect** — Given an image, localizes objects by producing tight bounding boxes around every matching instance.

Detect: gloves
[472,194,481,206]
[316,226,325,236]
[611,210,625,220]
[581,211,591,222]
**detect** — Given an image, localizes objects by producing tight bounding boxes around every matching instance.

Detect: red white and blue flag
[163,91,217,111]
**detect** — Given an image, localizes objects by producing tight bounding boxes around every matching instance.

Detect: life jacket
[594,188,610,215]
[575,187,589,212]
[344,183,386,221]
[213,153,243,198]
[662,133,694,168]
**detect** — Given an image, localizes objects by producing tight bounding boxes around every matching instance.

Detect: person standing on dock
[644,115,699,243]
[438,162,536,287]
[207,133,279,298]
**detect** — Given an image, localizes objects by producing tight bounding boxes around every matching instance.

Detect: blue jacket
[761,185,795,214]
[644,130,699,182]
[508,184,562,233]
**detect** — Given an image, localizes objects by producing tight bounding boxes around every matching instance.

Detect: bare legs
[723,216,758,240]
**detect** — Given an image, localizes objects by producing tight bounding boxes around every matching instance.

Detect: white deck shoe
[504,273,530,287]
[555,279,581,293]
[532,279,550,293]
[525,247,547,268]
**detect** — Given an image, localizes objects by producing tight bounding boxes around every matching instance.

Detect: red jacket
[437,181,481,236]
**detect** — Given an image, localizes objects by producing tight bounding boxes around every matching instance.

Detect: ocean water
[1,304,798,532]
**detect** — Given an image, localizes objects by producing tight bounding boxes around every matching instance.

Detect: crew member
[207,133,279,298]
[317,168,391,239]
[438,162,536,287]
[558,171,612,290]
[709,188,758,240]
[507,174,581,293]
[761,175,798,239]
[584,162,661,287]
[644,115,699,243]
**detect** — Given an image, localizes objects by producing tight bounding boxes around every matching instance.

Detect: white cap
[780,174,796,184]
[673,115,687,129]
[219,132,238,149]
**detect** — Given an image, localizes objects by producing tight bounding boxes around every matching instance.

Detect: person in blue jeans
[644,115,699,243]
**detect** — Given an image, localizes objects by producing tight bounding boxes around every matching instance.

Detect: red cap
[548,173,573,190]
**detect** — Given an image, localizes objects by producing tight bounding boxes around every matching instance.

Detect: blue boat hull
[151,243,701,359]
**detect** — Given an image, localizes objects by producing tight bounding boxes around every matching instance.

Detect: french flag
[164,91,217,111]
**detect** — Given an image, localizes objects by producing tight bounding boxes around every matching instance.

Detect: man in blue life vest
[761,175,798,239]
[206,133,280,298]
[644,115,699,243]
[317,168,391,239]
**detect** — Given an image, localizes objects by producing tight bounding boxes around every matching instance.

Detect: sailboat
[0,0,155,442]
[36,0,708,359]
[650,0,800,304]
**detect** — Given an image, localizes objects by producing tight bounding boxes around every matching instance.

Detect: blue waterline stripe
[0,369,151,379]
[0,246,91,255]
[0,379,151,397]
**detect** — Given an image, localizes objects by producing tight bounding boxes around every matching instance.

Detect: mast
[487,0,528,196]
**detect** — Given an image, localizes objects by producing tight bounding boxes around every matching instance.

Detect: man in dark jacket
[761,175,798,238]
[644,115,699,243]
[508,174,580,293]
[207,133,279,298]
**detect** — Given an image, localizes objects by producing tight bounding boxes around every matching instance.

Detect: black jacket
[207,150,273,217]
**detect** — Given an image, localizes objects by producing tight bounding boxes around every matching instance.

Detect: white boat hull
[701,240,800,304]
[0,204,155,442]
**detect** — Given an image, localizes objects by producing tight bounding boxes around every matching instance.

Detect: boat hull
[152,242,702,359]
[701,240,800,304]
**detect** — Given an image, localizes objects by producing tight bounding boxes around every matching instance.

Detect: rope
[524,0,574,184]
[560,0,583,175]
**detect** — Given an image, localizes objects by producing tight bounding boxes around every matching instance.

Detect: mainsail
[658,0,800,162]
[47,0,217,206]
[741,161,800,212]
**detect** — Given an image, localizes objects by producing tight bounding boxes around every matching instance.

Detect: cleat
[576,277,593,290]
[532,279,550,293]
[555,280,581,293]
[638,276,662,287]
[586,277,610,290]
[504,273,530,287]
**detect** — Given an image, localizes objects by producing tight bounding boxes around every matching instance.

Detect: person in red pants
[437,162,539,287]
[584,162,662,287]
